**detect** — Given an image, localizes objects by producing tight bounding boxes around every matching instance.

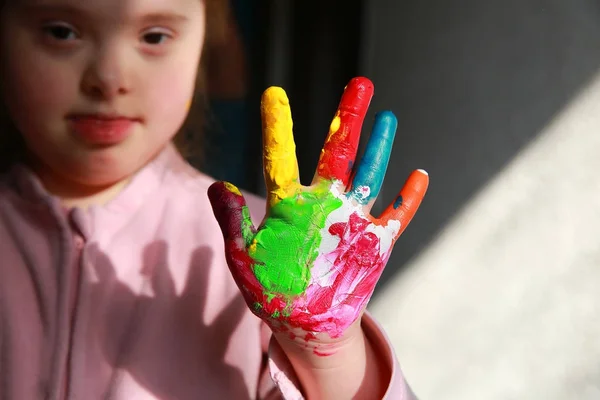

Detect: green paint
[249,185,342,298]
[241,206,254,245]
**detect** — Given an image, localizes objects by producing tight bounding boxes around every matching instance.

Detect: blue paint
[346,160,354,175]
[393,195,403,209]
[349,111,397,204]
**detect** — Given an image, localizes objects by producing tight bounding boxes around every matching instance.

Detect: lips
[68,114,139,145]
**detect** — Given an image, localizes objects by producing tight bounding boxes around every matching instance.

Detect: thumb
[207,181,256,246]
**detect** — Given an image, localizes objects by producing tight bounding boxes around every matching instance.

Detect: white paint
[352,185,372,202]
[365,219,401,256]
[311,181,401,288]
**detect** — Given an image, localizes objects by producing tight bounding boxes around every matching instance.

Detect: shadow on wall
[363,0,600,295]
[199,0,600,298]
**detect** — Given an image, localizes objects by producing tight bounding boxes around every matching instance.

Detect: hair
[0,0,229,172]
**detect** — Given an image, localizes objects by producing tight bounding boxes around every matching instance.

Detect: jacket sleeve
[256,312,418,400]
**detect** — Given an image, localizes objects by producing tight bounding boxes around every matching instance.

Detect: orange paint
[377,169,429,241]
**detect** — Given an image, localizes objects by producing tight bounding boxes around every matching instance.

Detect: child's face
[0,0,205,188]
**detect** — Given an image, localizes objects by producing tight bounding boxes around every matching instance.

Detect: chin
[58,158,140,189]
[73,144,157,186]
[68,169,131,189]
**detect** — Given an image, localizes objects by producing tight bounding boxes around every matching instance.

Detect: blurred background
[197,1,600,398]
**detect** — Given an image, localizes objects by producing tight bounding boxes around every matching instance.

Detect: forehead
[9,0,203,21]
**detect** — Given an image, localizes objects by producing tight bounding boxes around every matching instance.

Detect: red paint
[288,212,385,336]
[208,84,429,342]
[209,182,298,326]
[317,77,374,186]
[209,183,269,313]
[313,347,335,357]
[68,115,137,145]
[209,182,388,338]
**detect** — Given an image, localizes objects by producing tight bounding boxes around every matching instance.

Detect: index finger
[314,77,374,187]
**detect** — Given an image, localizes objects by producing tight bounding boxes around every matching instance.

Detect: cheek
[7,66,77,154]
[151,75,193,116]
[3,47,77,128]
[143,62,198,140]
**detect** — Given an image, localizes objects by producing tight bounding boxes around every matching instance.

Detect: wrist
[273,317,364,350]
[272,316,387,399]
[273,317,364,366]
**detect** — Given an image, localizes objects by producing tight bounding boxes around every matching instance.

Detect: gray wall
[363,0,600,289]
[363,1,600,399]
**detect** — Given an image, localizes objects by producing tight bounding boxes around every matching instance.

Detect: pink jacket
[0,144,416,399]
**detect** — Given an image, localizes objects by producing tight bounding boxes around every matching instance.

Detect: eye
[141,29,173,45]
[42,22,79,41]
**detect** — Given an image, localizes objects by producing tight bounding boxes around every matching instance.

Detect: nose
[81,44,132,100]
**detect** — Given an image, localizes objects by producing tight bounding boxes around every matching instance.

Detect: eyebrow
[17,3,189,25]
[138,12,189,25]
[18,3,85,17]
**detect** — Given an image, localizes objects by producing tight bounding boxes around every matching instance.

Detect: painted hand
[208,77,429,340]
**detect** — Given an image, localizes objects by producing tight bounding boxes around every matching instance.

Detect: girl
[0,0,428,399]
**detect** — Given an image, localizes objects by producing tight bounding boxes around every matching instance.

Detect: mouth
[67,113,141,145]
[67,112,142,122]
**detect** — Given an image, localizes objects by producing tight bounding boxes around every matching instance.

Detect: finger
[261,86,300,207]
[207,181,256,247]
[208,182,266,307]
[208,182,263,307]
[377,169,429,240]
[314,77,374,186]
[348,111,397,206]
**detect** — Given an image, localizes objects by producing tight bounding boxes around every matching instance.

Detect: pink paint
[223,210,388,339]
[209,178,391,343]
[289,213,387,338]
[225,211,388,339]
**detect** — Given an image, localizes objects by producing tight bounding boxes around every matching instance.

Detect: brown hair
[0,0,229,172]
[175,0,229,161]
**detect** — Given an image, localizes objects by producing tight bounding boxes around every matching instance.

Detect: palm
[209,77,428,339]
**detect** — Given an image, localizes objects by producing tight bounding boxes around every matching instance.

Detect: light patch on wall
[369,70,600,400]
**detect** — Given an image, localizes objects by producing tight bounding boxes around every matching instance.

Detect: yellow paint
[224,182,242,196]
[261,87,300,206]
[324,111,341,144]
[185,99,193,111]
[249,238,258,253]
[329,115,341,135]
